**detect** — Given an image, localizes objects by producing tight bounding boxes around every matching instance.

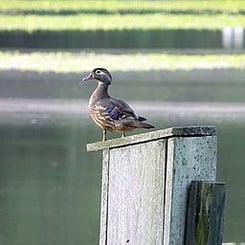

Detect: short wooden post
[87,126,217,245]
[185,181,226,245]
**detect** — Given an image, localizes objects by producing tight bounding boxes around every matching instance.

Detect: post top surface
[86,126,216,152]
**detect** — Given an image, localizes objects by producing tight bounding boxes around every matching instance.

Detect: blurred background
[0,1,245,244]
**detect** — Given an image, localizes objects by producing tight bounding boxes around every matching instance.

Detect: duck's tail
[137,121,155,129]
[127,119,154,129]
[119,118,155,131]
[135,115,154,128]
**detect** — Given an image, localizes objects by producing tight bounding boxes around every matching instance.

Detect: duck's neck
[89,82,110,106]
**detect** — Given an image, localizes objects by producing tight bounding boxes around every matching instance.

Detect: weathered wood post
[185,181,226,245]
[87,126,218,245]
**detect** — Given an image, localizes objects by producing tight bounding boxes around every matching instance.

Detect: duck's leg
[102,129,107,141]
[121,132,125,138]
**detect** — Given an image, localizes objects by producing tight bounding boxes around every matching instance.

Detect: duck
[82,68,154,141]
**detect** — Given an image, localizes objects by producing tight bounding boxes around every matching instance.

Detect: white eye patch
[95,70,105,75]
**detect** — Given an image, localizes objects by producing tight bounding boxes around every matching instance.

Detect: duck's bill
[82,73,93,82]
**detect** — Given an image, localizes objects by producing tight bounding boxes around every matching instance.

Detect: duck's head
[82,68,112,85]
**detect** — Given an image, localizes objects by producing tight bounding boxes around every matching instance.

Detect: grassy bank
[0,50,245,73]
[0,1,245,31]
[1,1,245,15]
[1,14,245,31]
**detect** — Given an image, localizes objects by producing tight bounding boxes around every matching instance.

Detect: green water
[0,120,101,245]
[0,112,245,244]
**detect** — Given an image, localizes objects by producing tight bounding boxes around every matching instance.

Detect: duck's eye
[95,70,102,75]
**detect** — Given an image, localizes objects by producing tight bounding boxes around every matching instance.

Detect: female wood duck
[82,68,154,141]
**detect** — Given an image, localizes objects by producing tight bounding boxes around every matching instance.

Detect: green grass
[1,1,245,15]
[1,14,245,31]
[0,1,245,31]
[1,50,245,73]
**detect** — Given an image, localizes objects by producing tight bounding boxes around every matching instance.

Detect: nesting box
[87,126,217,245]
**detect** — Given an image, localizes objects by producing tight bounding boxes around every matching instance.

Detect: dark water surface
[0,29,223,49]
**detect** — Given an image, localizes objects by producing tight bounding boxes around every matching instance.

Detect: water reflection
[0,29,223,49]
[0,101,245,244]
[1,98,245,121]
[0,118,101,245]
[1,28,244,49]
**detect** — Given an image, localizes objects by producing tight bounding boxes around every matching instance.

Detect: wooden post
[87,126,217,245]
[185,181,226,245]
